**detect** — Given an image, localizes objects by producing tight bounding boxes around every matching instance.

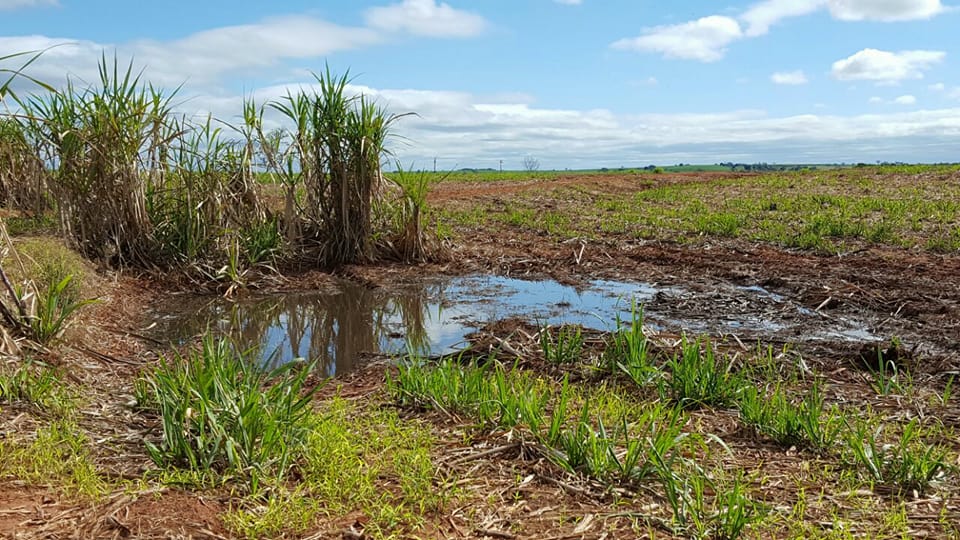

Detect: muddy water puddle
[146,274,879,375]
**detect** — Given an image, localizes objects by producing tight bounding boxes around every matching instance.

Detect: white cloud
[741,0,825,37]
[0,36,107,87]
[392,98,960,165]
[740,0,945,33]
[868,95,920,106]
[831,48,945,83]
[611,16,742,62]
[929,82,946,92]
[554,0,582,4]
[0,0,56,9]
[364,0,488,38]
[827,0,945,21]
[771,70,808,85]
[0,17,383,90]
[618,0,947,62]
[180,79,960,167]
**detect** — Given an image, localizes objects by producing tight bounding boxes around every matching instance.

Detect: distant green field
[379,163,856,184]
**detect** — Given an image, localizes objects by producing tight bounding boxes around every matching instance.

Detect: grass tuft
[602,304,659,386]
[662,338,746,409]
[843,417,952,497]
[539,323,584,365]
[738,381,840,450]
[135,337,319,493]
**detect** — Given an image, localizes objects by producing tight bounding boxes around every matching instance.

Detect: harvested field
[3,167,960,539]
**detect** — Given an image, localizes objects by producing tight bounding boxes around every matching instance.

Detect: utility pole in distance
[499,159,503,172]
[433,157,437,173]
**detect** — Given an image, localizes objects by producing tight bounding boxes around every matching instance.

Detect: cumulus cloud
[364,0,488,38]
[929,82,946,92]
[177,79,960,167]
[827,0,945,21]
[1,16,384,89]
[0,0,56,9]
[0,36,107,88]
[611,16,742,62]
[554,0,582,4]
[3,4,490,90]
[832,49,945,83]
[617,0,947,61]
[771,70,808,85]
[388,97,960,165]
[741,0,825,37]
[741,0,946,32]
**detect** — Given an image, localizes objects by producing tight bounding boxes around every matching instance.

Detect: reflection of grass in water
[162,280,438,373]
[392,290,431,356]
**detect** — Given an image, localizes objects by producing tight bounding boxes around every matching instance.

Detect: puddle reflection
[147,274,879,376]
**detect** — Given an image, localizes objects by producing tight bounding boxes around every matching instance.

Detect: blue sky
[2,0,959,168]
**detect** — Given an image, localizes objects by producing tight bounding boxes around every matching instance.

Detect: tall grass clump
[1,50,53,217]
[10,55,429,278]
[135,337,319,492]
[23,57,172,264]
[245,67,416,267]
[0,117,48,215]
[148,117,265,270]
[384,163,435,262]
[17,55,280,277]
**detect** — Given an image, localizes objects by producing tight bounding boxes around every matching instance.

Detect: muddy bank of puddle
[146,274,880,375]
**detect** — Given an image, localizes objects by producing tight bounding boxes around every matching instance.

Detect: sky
[1,0,959,169]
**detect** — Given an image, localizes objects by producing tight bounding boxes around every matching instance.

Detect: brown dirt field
[0,486,228,540]
[3,170,960,538]
[427,171,754,205]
